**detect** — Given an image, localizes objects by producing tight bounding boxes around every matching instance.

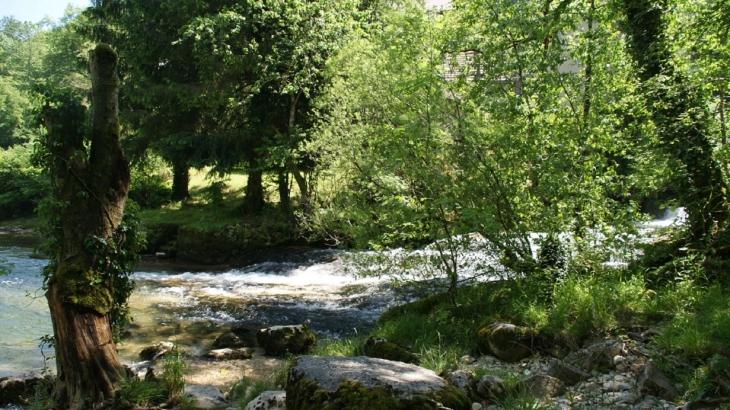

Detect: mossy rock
[477,323,535,362]
[285,356,470,410]
[363,337,419,364]
[257,325,316,357]
[377,293,448,325]
[0,373,45,406]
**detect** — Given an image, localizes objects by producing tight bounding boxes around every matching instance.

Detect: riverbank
[3,212,730,408]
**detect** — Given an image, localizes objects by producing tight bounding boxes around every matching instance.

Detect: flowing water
[0,235,397,377]
[0,209,686,377]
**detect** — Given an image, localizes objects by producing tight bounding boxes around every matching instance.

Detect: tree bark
[278,168,290,212]
[171,160,190,201]
[43,44,128,410]
[243,169,265,213]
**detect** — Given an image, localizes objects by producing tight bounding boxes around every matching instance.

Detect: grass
[162,346,188,401]
[115,375,166,407]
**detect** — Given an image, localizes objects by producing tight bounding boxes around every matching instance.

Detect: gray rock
[517,375,566,398]
[244,391,286,410]
[547,358,591,385]
[139,341,175,361]
[185,385,230,410]
[443,370,478,401]
[476,375,505,399]
[206,348,253,360]
[563,340,622,372]
[285,356,471,410]
[257,325,316,357]
[637,361,679,401]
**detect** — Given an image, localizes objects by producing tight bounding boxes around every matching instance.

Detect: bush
[0,144,47,220]
[129,159,172,209]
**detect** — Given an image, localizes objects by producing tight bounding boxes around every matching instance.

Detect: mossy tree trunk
[622,0,729,240]
[42,44,128,410]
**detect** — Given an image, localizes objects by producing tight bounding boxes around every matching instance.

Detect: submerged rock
[363,336,419,364]
[285,355,471,410]
[139,341,175,361]
[244,391,286,410]
[257,325,316,357]
[205,348,253,360]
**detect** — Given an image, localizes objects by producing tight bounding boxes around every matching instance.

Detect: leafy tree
[621,0,729,242]
[310,0,656,298]
[182,0,358,211]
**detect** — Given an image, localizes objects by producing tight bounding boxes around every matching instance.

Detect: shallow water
[0,233,52,377]
[0,236,395,376]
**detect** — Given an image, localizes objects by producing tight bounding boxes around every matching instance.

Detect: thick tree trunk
[43,44,128,410]
[243,169,265,213]
[171,160,190,201]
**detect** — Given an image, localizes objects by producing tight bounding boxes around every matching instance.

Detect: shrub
[0,144,47,220]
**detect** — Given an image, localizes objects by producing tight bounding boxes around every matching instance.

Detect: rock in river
[257,325,316,357]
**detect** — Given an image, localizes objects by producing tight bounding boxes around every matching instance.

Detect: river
[0,234,395,378]
[0,209,683,377]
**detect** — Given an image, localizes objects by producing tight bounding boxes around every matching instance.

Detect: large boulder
[286,356,471,410]
[257,325,316,357]
[363,337,419,364]
[244,391,286,410]
[476,323,535,363]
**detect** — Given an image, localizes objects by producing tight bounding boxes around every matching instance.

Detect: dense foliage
[3,0,730,405]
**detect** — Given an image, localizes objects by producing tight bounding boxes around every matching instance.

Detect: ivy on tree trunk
[41,44,129,410]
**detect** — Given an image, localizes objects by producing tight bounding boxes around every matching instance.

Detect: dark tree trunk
[278,168,290,212]
[622,0,728,240]
[42,44,128,410]
[243,169,265,213]
[171,160,190,201]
